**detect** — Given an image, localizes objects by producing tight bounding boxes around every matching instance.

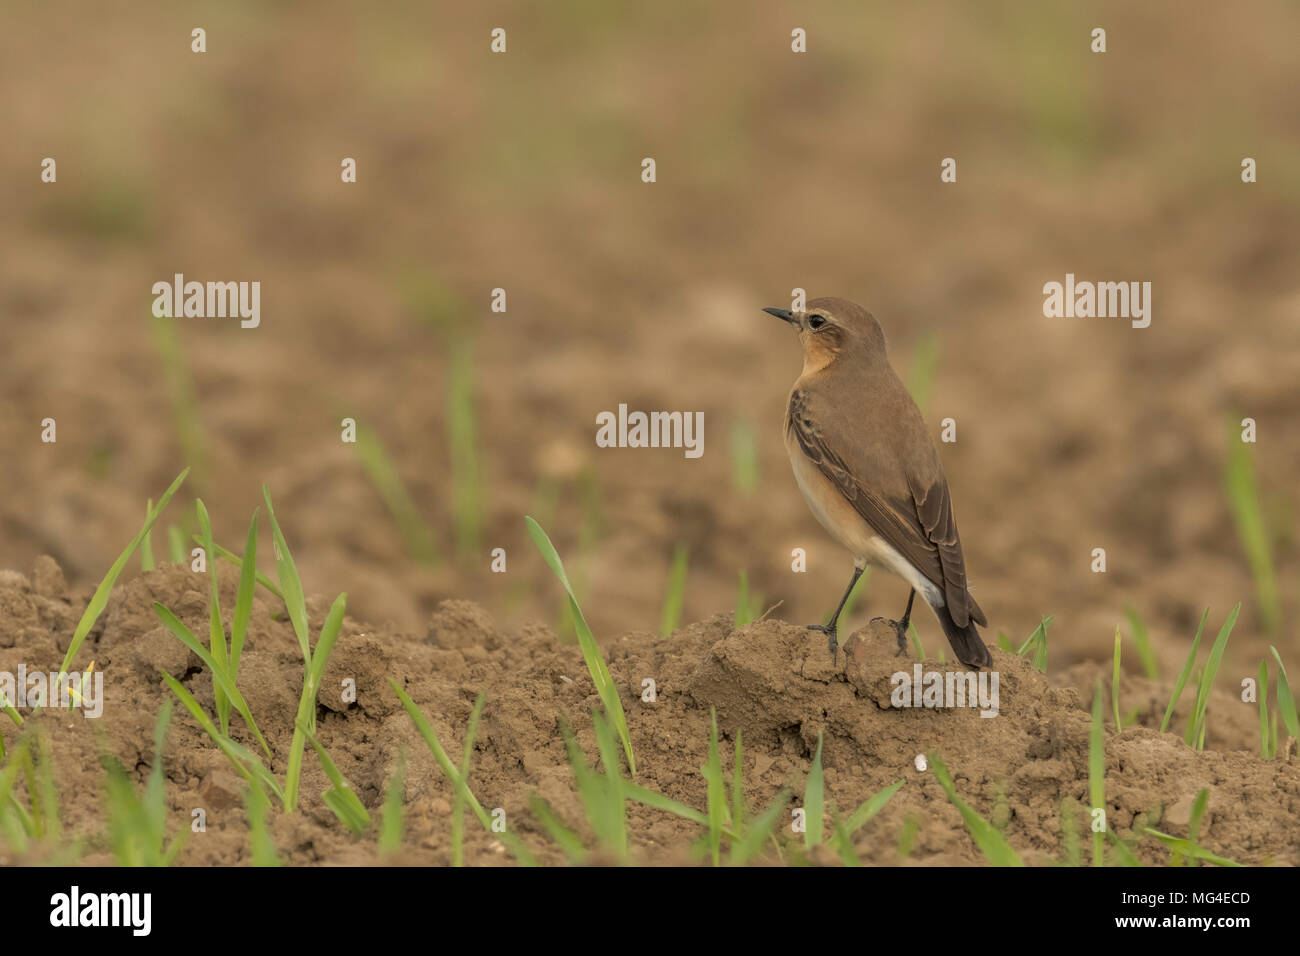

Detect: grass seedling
[929,752,1023,866]
[1016,616,1051,672]
[735,570,763,628]
[448,338,485,562]
[55,469,189,685]
[525,516,635,775]
[1111,629,1122,731]
[1123,605,1159,679]
[203,537,283,599]
[149,310,208,480]
[909,619,926,658]
[897,815,920,859]
[1090,680,1105,867]
[101,701,186,866]
[263,486,348,810]
[390,681,535,865]
[1269,646,1300,746]
[167,524,187,564]
[159,673,284,803]
[1160,608,1208,732]
[729,419,760,496]
[1144,789,1240,867]
[300,724,370,834]
[829,778,905,864]
[141,499,155,571]
[244,776,280,866]
[152,603,272,759]
[351,422,438,565]
[1223,421,1279,634]
[450,694,485,866]
[1185,604,1241,749]
[378,748,407,858]
[703,709,727,864]
[660,543,689,637]
[194,500,231,732]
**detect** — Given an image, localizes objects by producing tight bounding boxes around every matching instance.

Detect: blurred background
[2,0,1297,679]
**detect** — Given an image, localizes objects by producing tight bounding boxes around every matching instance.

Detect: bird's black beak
[763,307,797,325]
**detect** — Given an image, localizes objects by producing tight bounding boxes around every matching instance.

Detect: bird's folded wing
[788,388,985,628]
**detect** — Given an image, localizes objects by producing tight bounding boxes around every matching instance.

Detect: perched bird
[764,297,992,668]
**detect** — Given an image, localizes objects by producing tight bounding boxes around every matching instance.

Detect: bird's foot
[807,623,839,663]
[872,616,910,657]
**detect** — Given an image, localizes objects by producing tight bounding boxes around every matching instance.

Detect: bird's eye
[808,314,827,329]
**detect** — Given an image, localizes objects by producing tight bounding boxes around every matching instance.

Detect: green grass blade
[56,468,189,680]
[1160,608,1208,733]
[451,693,485,867]
[1143,828,1241,867]
[206,538,283,599]
[140,500,155,572]
[301,724,371,833]
[728,788,792,866]
[1268,646,1300,743]
[195,499,230,734]
[168,524,187,564]
[929,752,1024,866]
[448,338,484,563]
[525,516,635,775]
[229,508,259,681]
[829,802,863,866]
[1224,424,1279,633]
[590,709,628,859]
[262,485,310,664]
[1123,605,1159,679]
[157,673,284,803]
[1106,828,1143,867]
[352,422,439,566]
[1186,604,1240,749]
[844,780,904,834]
[378,748,407,857]
[390,680,535,865]
[529,794,587,863]
[244,776,280,866]
[703,708,726,865]
[152,603,272,759]
[622,782,708,826]
[660,543,689,637]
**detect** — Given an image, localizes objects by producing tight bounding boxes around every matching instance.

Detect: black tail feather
[937,606,992,669]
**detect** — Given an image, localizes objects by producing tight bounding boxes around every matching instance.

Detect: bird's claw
[872,616,911,657]
[806,623,838,663]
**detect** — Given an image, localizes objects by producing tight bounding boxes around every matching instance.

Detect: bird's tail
[937,606,993,669]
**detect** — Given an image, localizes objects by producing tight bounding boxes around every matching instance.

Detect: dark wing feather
[788,387,984,627]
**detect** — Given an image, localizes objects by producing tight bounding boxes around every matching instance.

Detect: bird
[763,296,992,669]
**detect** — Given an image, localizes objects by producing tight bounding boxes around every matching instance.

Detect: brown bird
[764,296,992,668]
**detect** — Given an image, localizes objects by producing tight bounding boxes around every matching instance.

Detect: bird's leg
[873,588,916,657]
[808,566,862,662]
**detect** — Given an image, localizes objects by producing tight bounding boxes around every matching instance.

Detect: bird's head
[763,297,887,373]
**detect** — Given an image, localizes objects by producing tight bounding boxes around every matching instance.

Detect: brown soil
[3,555,1295,866]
